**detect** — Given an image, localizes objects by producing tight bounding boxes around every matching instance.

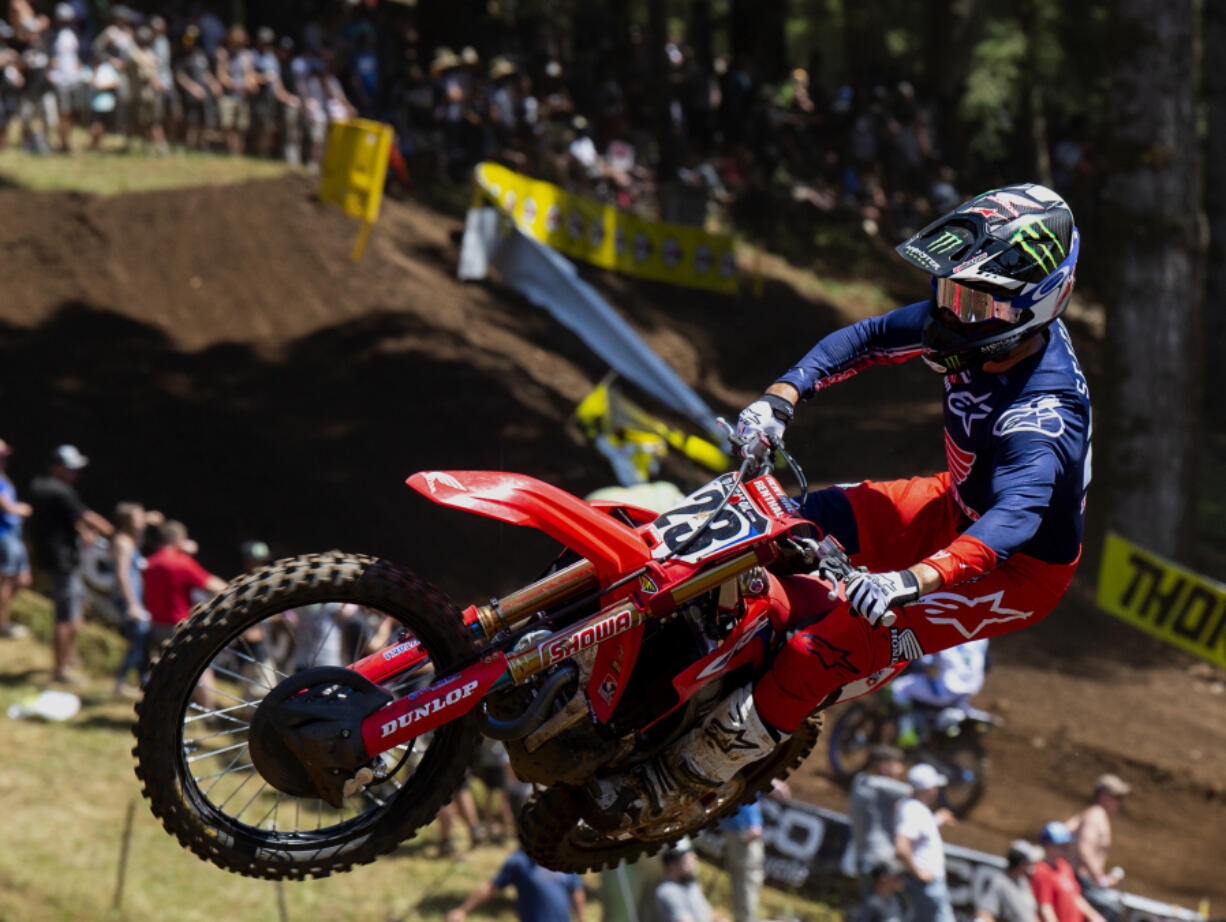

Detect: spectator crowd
[847,750,1134,922]
[1,0,1105,243]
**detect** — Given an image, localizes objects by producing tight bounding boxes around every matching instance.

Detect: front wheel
[133,552,480,880]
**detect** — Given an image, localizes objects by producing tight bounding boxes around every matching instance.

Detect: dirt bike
[132,428,908,881]
[827,688,1003,816]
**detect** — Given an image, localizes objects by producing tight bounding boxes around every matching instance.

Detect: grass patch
[0,127,295,196]
[10,589,125,675]
[0,597,841,922]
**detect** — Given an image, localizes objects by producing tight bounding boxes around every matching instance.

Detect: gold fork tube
[475,559,599,638]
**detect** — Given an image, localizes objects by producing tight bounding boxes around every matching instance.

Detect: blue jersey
[778,301,1091,566]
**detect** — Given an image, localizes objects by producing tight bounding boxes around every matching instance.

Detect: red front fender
[407,470,651,582]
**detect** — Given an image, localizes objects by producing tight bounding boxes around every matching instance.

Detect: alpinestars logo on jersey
[947,391,993,436]
[993,396,1067,438]
[914,591,1034,639]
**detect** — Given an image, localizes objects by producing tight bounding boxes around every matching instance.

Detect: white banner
[696,797,1203,922]
[459,208,724,441]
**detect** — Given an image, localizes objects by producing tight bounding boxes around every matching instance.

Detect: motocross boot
[588,685,787,824]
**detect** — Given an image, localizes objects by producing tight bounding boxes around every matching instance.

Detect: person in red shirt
[144,520,228,714]
[1032,822,1106,922]
[144,520,227,641]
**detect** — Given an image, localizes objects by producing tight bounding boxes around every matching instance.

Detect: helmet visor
[935,278,1024,325]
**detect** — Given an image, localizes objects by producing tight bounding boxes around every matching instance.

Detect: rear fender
[408,471,650,583]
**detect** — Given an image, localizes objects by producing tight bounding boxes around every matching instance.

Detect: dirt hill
[1,174,1222,906]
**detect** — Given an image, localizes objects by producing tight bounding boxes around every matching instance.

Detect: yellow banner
[1096,531,1226,669]
[475,162,738,294]
[320,119,393,224]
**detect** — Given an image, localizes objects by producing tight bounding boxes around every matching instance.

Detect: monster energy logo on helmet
[927,230,964,255]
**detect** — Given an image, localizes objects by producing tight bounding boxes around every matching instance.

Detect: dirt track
[1,175,1222,907]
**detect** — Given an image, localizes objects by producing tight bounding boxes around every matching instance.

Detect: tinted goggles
[935,278,1024,325]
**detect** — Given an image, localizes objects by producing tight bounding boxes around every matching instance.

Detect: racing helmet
[895,183,1079,373]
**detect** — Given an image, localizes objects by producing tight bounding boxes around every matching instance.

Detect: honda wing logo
[944,431,975,484]
[915,591,1034,639]
[422,471,467,494]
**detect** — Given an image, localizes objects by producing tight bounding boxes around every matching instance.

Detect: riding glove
[843,569,920,627]
[736,394,794,465]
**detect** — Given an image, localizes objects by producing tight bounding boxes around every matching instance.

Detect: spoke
[308,607,342,668]
[210,662,273,692]
[216,767,257,811]
[188,684,261,710]
[187,740,250,764]
[230,645,291,683]
[199,747,249,796]
[194,762,255,784]
[233,781,272,823]
[186,699,257,724]
[186,725,249,746]
[254,793,282,829]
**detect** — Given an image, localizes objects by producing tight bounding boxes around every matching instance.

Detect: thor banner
[473,162,738,294]
[1097,531,1226,669]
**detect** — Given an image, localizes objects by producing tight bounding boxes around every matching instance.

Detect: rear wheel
[827,700,894,783]
[519,712,823,873]
[133,552,480,880]
[932,735,988,817]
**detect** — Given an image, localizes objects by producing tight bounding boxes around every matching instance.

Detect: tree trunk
[1101,0,1203,557]
[730,0,788,84]
[1205,1,1226,403]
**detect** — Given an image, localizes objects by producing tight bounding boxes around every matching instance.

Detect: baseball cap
[907,763,948,790]
[1095,773,1132,798]
[661,836,694,864]
[53,444,89,470]
[1039,821,1072,845]
[1007,839,1044,864]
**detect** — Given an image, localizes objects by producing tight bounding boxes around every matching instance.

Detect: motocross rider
[595,183,1091,821]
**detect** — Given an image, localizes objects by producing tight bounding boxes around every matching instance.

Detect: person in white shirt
[894,763,956,922]
[890,638,989,747]
[48,3,79,151]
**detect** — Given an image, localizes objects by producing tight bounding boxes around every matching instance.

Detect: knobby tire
[132,552,480,880]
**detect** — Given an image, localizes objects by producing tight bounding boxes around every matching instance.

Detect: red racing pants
[753,474,1079,733]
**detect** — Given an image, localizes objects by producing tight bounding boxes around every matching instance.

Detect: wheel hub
[248,666,392,808]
